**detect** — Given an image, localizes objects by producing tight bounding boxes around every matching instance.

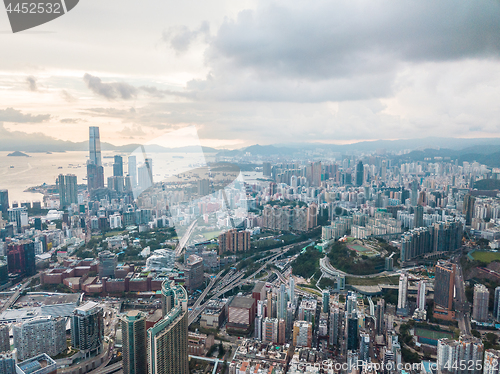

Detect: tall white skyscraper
[397,273,408,316]
[89,126,102,166]
[417,280,426,310]
[128,155,137,187]
[473,284,489,322]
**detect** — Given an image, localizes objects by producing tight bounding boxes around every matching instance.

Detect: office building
[485,349,500,374]
[58,174,78,208]
[7,240,35,276]
[262,317,279,344]
[346,312,358,351]
[375,299,385,335]
[433,261,456,320]
[184,255,204,292]
[13,316,66,361]
[0,190,9,214]
[197,179,210,196]
[8,207,28,234]
[322,290,330,314]
[329,307,340,346]
[121,310,147,374]
[360,333,370,362]
[71,301,104,358]
[98,250,117,278]
[473,284,489,322]
[16,353,57,374]
[0,324,9,353]
[356,161,364,186]
[87,163,104,191]
[113,155,123,177]
[292,320,312,347]
[89,126,102,166]
[128,156,137,187]
[0,350,16,374]
[397,273,408,316]
[148,280,188,374]
[227,297,256,332]
[494,287,500,321]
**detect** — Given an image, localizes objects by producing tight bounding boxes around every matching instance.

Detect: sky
[1,0,500,149]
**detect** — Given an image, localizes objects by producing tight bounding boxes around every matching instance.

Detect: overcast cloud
[1,0,500,146]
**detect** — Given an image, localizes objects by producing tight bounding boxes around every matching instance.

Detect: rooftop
[230,296,255,310]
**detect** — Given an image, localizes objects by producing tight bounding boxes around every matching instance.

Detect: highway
[188,241,306,325]
[453,260,471,335]
[0,274,40,312]
[174,220,198,257]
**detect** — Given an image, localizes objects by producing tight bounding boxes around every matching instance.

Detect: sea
[0,151,263,205]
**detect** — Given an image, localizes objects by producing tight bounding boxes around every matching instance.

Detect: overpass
[174,220,198,257]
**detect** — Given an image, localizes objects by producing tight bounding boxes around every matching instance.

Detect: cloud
[162,21,210,54]
[119,124,147,137]
[83,73,138,100]
[180,0,500,102]
[26,76,38,91]
[60,118,86,124]
[0,108,50,123]
[61,90,77,102]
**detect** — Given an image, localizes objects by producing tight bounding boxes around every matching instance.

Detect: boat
[9,166,14,168]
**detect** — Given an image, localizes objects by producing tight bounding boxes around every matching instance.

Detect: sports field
[347,243,379,257]
[414,328,453,341]
[471,251,500,263]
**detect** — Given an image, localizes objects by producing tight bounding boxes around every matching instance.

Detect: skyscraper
[121,311,147,374]
[346,312,358,351]
[356,161,364,186]
[414,205,424,228]
[7,240,35,276]
[13,316,66,361]
[71,301,104,359]
[58,174,78,208]
[88,127,104,191]
[0,190,9,214]
[416,280,427,310]
[113,155,124,177]
[434,261,456,320]
[494,287,500,321]
[473,284,489,322]
[397,273,408,316]
[0,351,16,374]
[277,284,287,320]
[322,290,330,314]
[128,156,137,187]
[411,180,418,206]
[89,126,102,166]
[98,250,117,278]
[0,324,10,352]
[375,299,385,335]
[148,280,189,374]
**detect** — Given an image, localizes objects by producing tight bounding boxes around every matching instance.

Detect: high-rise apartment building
[473,284,489,322]
[218,229,250,255]
[397,273,408,316]
[0,351,16,374]
[434,261,456,320]
[346,312,359,351]
[71,301,104,359]
[0,324,10,353]
[485,349,500,374]
[417,280,427,311]
[58,174,78,208]
[293,320,312,347]
[375,299,385,335]
[437,335,483,374]
[121,310,147,374]
[13,316,66,361]
[494,287,500,321]
[322,290,330,314]
[148,280,189,374]
[414,205,424,228]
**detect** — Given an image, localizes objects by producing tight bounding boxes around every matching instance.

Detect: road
[320,256,400,279]
[188,241,307,325]
[453,261,471,335]
[0,274,40,312]
[174,220,198,257]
